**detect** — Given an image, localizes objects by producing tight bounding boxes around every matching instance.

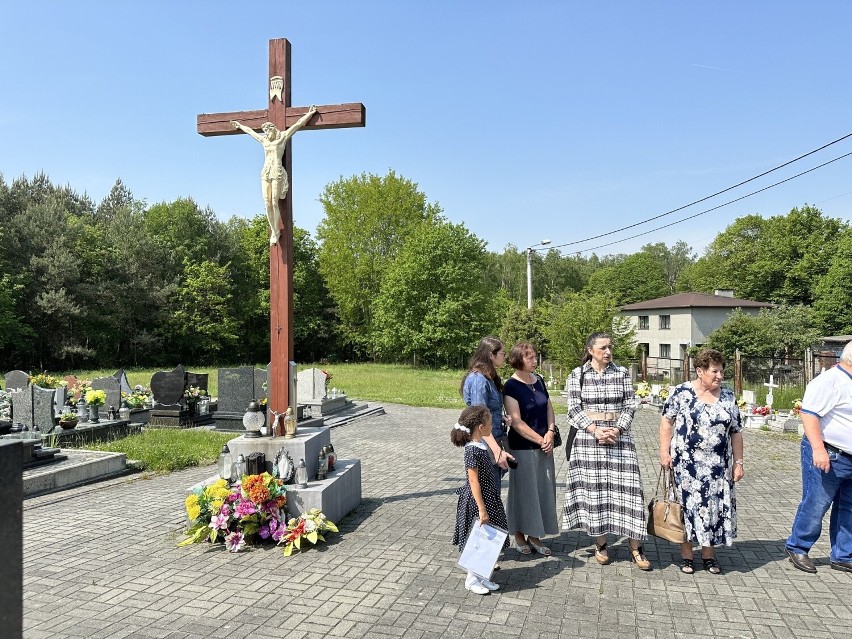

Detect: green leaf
[307,531,318,544]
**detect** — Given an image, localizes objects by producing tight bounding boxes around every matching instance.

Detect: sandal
[630,545,652,571]
[529,540,552,556]
[703,557,722,574]
[594,542,611,565]
[515,537,532,555]
[680,558,694,574]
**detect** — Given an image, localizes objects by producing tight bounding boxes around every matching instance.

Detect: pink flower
[220,504,231,518]
[235,500,257,517]
[225,531,246,553]
[209,513,229,531]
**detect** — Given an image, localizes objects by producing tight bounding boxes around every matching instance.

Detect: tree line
[1,170,849,374]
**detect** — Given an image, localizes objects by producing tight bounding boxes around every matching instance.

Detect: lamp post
[526,239,551,309]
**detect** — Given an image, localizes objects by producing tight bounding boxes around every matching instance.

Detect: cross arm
[197,103,366,137]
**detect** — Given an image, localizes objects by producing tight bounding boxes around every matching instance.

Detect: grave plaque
[185,371,209,394]
[11,388,33,429]
[113,369,132,395]
[217,368,255,414]
[151,365,186,408]
[297,368,328,402]
[4,370,28,392]
[91,376,122,414]
[32,386,57,432]
[0,440,23,638]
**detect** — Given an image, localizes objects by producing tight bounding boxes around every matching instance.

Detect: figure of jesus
[231,104,318,244]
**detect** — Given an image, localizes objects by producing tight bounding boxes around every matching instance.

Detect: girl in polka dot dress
[452,404,509,594]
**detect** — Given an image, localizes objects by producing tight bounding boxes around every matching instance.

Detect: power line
[540,131,852,253]
[561,150,852,255]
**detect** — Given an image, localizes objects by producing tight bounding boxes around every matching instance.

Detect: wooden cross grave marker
[197,37,365,416]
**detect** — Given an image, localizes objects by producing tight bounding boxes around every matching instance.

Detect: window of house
[638,315,649,330]
[660,344,671,358]
[659,314,671,330]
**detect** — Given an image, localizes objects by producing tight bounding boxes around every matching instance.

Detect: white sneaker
[480,578,500,591]
[465,573,490,595]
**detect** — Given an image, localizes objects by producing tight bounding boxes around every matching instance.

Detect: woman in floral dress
[659,348,745,575]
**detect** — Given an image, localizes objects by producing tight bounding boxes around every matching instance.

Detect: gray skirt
[506,447,558,537]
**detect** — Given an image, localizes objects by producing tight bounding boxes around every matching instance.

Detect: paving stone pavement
[22,404,852,639]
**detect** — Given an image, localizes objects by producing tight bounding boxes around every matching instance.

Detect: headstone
[742,390,755,405]
[214,366,268,432]
[4,370,28,392]
[185,371,209,395]
[0,440,23,638]
[32,385,57,432]
[91,376,122,414]
[297,368,328,402]
[150,365,186,408]
[11,387,33,429]
[112,369,132,395]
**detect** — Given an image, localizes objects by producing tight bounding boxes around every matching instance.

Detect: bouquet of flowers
[184,386,207,402]
[658,386,670,401]
[792,398,803,417]
[180,473,287,553]
[85,389,107,406]
[635,382,651,401]
[322,369,333,383]
[28,372,65,389]
[736,397,747,409]
[122,386,151,409]
[278,508,339,557]
[72,380,92,399]
[752,405,771,417]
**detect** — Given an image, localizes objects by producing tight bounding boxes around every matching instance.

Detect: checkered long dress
[561,362,646,539]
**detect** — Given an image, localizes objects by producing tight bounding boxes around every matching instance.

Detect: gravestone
[0,440,23,638]
[214,366,269,432]
[91,376,122,415]
[32,386,57,433]
[112,369,132,395]
[297,367,349,416]
[4,370,28,392]
[10,388,33,429]
[148,365,214,429]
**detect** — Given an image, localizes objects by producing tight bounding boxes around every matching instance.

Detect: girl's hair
[450,405,491,447]
[508,341,537,370]
[581,332,611,365]
[460,336,504,394]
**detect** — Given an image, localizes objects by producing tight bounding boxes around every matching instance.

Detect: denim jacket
[463,371,505,439]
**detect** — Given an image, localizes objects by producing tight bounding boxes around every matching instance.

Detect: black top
[504,375,550,451]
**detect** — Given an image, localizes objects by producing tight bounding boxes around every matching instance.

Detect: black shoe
[786,548,817,573]
[830,560,852,573]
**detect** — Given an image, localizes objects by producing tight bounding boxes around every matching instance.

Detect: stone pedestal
[227,422,329,479]
[286,458,361,523]
[303,394,351,416]
[52,419,140,447]
[148,406,215,429]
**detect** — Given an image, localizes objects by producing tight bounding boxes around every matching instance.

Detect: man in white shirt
[785,341,852,573]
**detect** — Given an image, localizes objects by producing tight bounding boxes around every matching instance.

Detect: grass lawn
[86,429,234,473]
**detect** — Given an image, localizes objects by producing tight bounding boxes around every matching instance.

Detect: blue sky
[2,1,850,257]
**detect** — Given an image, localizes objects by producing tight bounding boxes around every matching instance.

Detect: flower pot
[88,404,100,423]
[59,418,78,430]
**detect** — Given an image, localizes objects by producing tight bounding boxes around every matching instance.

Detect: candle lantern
[76,397,88,423]
[283,407,297,439]
[218,444,233,481]
[242,400,266,438]
[325,443,336,471]
[232,454,246,483]
[295,458,308,488]
[118,400,131,422]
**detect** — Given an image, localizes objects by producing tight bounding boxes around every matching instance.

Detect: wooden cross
[197,38,365,416]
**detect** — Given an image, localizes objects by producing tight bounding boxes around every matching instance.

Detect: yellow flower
[185,494,200,520]
[210,498,224,513]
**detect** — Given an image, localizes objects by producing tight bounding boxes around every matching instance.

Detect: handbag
[646,465,687,544]
[552,424,562,448]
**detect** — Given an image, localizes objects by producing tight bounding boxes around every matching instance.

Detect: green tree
[371,221,496,364]
[583,252,669,305]
[541,292,636,370]
[812,228,852,334]
[317,170,441,356]
[705,306,821,361]
[499,299,548,356]
[640,241,695,293]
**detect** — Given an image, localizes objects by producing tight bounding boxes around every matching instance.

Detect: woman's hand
[660,450,672,469]
[594,426,617,446]
[733,462,744,482]
[540,431,554,455]
[479,510,490,525]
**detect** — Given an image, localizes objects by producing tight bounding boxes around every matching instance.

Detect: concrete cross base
[226,424,332,480]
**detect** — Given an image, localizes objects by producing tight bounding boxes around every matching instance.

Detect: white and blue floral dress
[662,384,742,547]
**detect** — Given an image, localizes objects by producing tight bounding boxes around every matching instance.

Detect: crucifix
[197,38,365,416]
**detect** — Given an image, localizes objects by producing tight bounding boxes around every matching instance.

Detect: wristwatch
[734,459,744,466]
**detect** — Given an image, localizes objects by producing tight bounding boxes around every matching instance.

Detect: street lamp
[526,239,551,309]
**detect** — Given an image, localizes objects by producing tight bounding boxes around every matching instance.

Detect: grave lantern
[118,400,131,422]
[242,400,265,438]
[295,458,308,488]
[232,454,246,483]
[218,444,232,481]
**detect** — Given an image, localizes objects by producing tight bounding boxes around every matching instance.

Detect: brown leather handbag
[647,465,687,544]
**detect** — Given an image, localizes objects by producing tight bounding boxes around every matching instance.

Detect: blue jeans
[786,438,852,562]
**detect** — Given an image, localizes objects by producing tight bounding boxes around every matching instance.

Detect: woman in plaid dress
[562,332,650,570]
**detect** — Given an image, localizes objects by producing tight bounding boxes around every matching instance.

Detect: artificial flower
[225,531,246,553]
